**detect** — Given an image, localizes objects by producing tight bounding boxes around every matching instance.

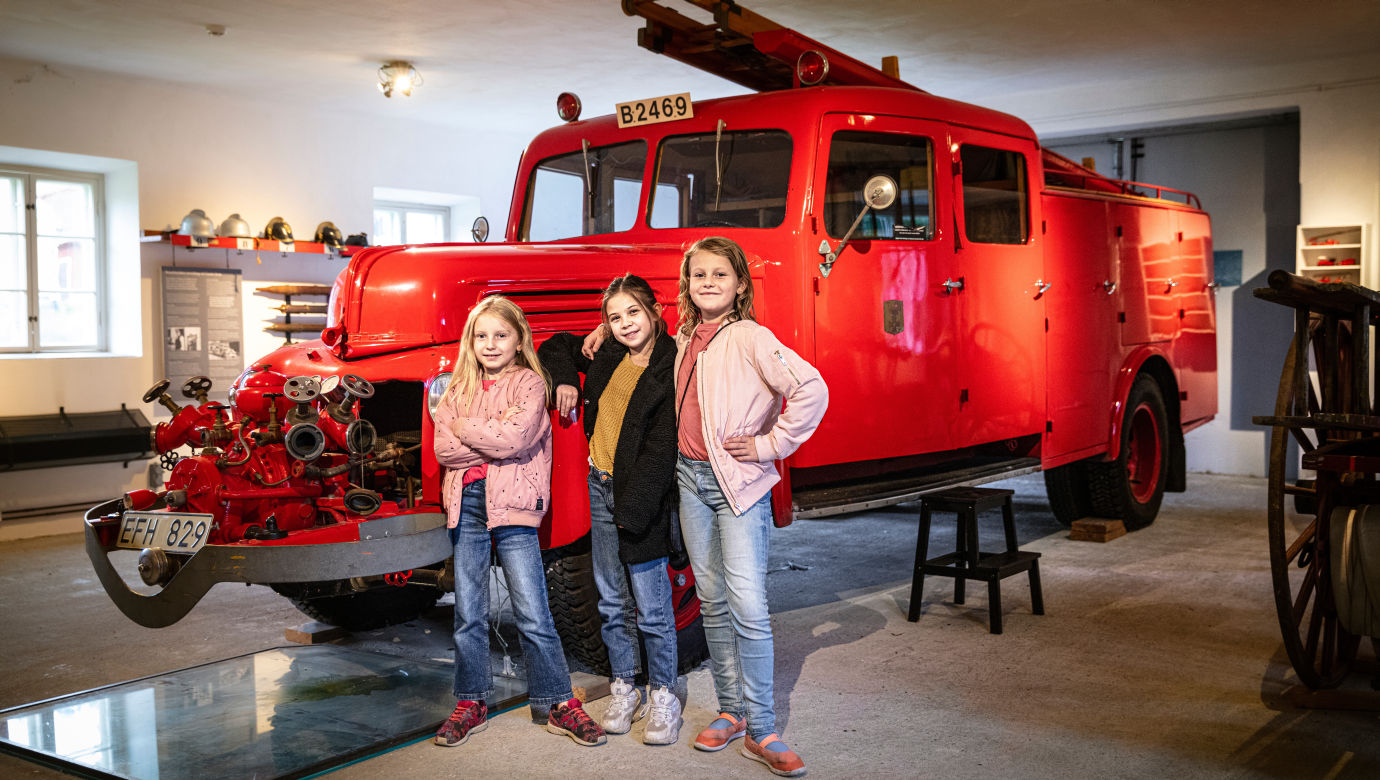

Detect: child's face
[605,292,659,355]
[472,313,520,378]
[687,250,745,324]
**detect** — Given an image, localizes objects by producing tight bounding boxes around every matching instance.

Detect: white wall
[983,54,1380,476]
[0,56,534,514]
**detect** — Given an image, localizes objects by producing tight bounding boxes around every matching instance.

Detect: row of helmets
[178,210,369,249]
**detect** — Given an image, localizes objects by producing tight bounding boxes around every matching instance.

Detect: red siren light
[796,50,829,86]
[556,92,582,122]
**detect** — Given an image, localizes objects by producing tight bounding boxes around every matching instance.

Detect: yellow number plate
[116,511,213,553]
[616,93,694,129]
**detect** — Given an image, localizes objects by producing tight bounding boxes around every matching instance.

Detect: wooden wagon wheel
[1265,314,1362,689]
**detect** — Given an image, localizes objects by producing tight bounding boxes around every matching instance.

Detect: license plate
[615,92,693,128]
[116,511,213,554]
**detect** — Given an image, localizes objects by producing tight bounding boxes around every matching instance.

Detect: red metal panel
[1042,193,1116,460]
[1173,209,1219,423]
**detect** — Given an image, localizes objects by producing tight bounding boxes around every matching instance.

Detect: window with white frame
[0,167,105,352]
[373,202,450,246]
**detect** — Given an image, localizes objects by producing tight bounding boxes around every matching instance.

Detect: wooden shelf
[141,231,365,257]
[1297,224,1371,289]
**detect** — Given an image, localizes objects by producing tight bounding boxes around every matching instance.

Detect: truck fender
[1104,347,1184,493]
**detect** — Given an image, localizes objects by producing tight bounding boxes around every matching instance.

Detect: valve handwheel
[142,379,171,404]
[284,376,322,403]
[341,374,376,399]
[182,376,213,401]
[160,450,181,471]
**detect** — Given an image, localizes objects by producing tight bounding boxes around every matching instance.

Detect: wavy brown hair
[676,236,756,337]
[602,273,667,338]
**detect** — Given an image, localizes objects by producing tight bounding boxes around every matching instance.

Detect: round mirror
[471,216,490,243]
[863,175,898,210]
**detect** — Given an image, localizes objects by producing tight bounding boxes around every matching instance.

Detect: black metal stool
[908,486,1044,633]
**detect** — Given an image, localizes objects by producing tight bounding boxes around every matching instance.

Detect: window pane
[39,290,98,347]
[36,179,95,238]
[37,237,97,292]
[374,209,402,246]
[824,131,933,240]
[650,131,791,229]
[0,234,26,289]
[961,146,1028,244]
[405,210,445,243]
[0,176,23,234]
[523,141,646,240]
[0,290,27,347]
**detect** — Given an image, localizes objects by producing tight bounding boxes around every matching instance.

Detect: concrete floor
[2,472,1378,779]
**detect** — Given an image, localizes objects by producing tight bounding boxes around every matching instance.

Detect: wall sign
[160,267,244,402]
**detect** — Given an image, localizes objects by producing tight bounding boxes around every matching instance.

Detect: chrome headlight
[427,372,453,420]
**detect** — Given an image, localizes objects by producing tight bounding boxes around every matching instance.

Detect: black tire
[544,535,710,677]
[1043,459,1092,527]
[272,581,441,631]
[1087,376,1169,531]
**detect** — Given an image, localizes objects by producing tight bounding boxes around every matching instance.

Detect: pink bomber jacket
[432,367,553,530]
[674,319,828,516]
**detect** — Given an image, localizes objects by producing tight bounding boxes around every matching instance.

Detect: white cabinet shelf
[1297,224,1370,287]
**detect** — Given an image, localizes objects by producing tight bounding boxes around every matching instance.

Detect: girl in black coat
[538,274,683,745]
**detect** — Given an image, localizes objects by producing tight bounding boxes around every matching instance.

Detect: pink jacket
[432,367,552,530]
[675,319,828,516]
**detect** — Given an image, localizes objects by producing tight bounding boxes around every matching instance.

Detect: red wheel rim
[1126,401,1162,503]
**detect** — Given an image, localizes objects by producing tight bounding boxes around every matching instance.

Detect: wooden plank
[1069,518,1126,543]
[284,621,348,644]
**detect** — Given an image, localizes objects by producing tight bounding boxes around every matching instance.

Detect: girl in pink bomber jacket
[675,237,827,778]
[429,295,606,750]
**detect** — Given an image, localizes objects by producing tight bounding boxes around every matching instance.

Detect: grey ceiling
[2,0,1378,133]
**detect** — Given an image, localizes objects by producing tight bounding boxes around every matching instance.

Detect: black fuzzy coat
[538,331,677,565]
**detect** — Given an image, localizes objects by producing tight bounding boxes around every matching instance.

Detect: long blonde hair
[442,295,550,409]
[677,236,756,337]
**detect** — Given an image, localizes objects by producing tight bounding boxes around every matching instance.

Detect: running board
[791,456,1041,519]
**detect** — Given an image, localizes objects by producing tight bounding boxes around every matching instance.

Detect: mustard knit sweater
[588,355,645,474]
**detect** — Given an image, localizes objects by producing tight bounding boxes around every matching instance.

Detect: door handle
[1166,278,1179,292]
[1034,280,1051,297]
[1103,280,1117,295]
[941,277,964,294]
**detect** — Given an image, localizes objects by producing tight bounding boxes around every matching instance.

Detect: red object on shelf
[164,233,339,255]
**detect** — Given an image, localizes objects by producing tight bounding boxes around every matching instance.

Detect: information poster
[161,267,244,401]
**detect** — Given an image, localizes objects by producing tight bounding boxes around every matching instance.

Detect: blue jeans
[450,479,573,708]
[588,466,678,690]
[676,455,775,738]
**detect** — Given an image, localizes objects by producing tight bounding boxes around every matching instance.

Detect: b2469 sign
[616,93,693,128]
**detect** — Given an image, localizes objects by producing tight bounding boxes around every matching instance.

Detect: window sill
[0,351,138,360]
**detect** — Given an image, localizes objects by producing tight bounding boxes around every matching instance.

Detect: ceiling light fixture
[378,61,422,98]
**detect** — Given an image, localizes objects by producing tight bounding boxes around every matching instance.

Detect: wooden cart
[1253,270,1380,688]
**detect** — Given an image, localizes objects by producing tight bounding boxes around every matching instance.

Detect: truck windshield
[523,140,647,241]
[649,130,792,229]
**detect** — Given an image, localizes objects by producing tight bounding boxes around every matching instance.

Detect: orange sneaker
[693,712,746,752]
[742,732,806,777]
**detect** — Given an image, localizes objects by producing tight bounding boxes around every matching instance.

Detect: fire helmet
[262,217,294,242]
[218,213,252,238]
[314,221,343,248]
[177,209,215,242]
[344,232,370,247]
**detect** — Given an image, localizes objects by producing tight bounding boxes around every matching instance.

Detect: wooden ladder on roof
[621,0,922,93]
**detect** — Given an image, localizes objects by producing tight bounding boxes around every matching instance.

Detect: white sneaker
[602,678,643,734]
[642,686,683,746]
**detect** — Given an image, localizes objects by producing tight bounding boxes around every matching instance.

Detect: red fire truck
[85,0,1215,671]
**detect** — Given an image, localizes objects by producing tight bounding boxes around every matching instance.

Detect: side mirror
[471,216,490,243]
[818,175,897,278]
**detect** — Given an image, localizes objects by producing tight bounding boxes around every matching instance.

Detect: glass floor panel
[0,645,527,780]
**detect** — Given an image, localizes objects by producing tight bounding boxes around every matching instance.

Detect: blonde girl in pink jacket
[675,237,827,777]
[430,295,606,749]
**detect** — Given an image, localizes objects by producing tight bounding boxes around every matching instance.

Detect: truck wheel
[1087,375,1169,530]
[544,535,710,677]
[272,582,441,631]
[1042,459,1092,527]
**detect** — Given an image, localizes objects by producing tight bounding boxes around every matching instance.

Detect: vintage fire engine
[86,0,1216,670]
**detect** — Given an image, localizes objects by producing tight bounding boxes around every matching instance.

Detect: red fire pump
[85,369,451,629]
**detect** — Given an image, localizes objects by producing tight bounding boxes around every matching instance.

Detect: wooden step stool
[907,486,1044,634]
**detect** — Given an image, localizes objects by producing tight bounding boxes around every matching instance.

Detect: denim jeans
[676,454,775,739]
[450,479,573,708]
[588,466,678,690]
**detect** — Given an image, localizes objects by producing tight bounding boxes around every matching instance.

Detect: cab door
[808,114,959,464]
[948,128,1046,448]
